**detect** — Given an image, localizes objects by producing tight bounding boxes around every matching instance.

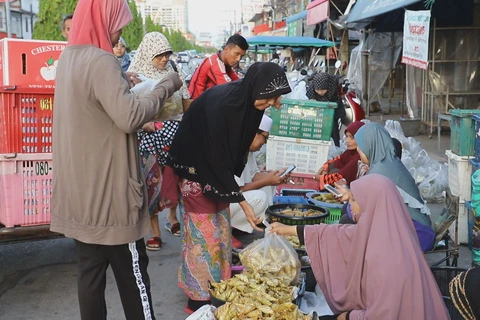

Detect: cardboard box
[0,38,67,92]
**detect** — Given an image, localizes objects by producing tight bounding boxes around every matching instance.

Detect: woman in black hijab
[307,72,345,146]
[163,62,291,313]
[449,266,480,319]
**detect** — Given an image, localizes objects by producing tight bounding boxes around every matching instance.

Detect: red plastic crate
[275,173,318,195]
[0,153,52,227]
[0,92,53,153]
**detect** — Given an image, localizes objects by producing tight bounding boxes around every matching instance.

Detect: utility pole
[240,0,244,24]
[6,0,12,38]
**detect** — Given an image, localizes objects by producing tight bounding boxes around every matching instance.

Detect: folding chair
[426,189,460,267]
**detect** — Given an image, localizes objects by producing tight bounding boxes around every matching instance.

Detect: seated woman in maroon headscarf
[271,174,449,320]
[313,121,365,189]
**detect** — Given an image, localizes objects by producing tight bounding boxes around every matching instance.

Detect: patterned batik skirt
[140,152,162,216]
[177,178,231,301]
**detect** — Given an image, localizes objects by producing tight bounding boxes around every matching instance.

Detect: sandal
[146,237,162,251]
[165,222,181,237]
[184,306,194,315]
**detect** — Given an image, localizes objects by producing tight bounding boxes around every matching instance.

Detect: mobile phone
[280,164,296,177]
[324,184,343,197]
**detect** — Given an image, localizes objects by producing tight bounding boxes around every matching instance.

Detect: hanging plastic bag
[239,227,301,284]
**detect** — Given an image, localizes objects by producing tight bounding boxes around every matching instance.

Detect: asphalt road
[0,214,188,320]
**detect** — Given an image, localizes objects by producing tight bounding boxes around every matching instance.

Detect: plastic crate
[275,173,318,195]
[446,150,472,202]
[450,109,480,157]
[0,153,52,227]
[0,92,54,153]
[266,135,331,175]
[273,196,309,205]
[280,189,316,197]
[270,98,337,140]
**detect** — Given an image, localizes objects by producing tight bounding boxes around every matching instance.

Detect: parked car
[178,52,190,63]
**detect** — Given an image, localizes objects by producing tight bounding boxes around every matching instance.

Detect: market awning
[285,10,307,24]
[347,0,421,23]
[247,36,335,48]
[306,0,330,25]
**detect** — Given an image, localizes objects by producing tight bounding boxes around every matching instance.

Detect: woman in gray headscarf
[353,122,435,252]
[113,37,131,72]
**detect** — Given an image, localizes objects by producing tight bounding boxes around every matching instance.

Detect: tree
[145,16,163,34]
[121,0,144,50]
[33,0,77,40]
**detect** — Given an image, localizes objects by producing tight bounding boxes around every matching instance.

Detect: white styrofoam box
[266,135,331,174]
[446,150,473,201]
[449,201,469,244]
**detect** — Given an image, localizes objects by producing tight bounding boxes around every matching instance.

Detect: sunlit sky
[187,0,242,36]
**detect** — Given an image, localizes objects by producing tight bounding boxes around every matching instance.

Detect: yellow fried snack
[313,193,342,204]
[213,300,312,320]
[239,241,301,283]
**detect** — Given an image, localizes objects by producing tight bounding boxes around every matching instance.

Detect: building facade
[0,0,39,39]
[136,0,188,33]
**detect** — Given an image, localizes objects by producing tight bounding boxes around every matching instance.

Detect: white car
[178,52,190,63]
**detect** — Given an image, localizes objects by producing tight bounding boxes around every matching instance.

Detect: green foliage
[121,0,144,50]
[32,0,212,53]
[145,16,163,33]
[33,0,77,41]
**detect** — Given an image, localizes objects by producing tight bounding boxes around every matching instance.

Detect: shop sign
[401,10,431,70]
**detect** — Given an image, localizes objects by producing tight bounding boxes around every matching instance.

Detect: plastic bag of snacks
[239,227,301,284]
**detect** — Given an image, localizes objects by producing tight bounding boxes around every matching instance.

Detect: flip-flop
[146,237,162,251]
[165,222,181,237]
[184,306,194,315]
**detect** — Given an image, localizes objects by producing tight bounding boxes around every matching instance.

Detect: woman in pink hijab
[51,1,182,320]
[271,174,450,320]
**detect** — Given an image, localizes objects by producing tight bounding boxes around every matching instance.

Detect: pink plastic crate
[275,173,318,195]
[0,153,52,227]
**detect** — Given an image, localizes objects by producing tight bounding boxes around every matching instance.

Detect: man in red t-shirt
[188,34,249,99]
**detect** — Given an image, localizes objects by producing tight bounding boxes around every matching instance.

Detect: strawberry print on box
[0,39,67,92]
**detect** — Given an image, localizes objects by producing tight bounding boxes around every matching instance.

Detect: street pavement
[0,115,474,320]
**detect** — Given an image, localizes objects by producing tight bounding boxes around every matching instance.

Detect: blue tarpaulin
[247,36,335,48]
[347,0,422,23]
[285,11,307,24]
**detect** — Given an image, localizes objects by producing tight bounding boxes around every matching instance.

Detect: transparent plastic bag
[384,120,447,202]
[185,305,216,320]
[239,230,301,284]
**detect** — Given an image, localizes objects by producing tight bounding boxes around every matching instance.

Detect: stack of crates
[446,109,480,243]
[266,98,336,194]
[0,39,66,228]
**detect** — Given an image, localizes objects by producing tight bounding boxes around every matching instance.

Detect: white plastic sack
[129,75,160,97]
[185,305,216,320]
[297,284,334,316]
[284,81,308,100]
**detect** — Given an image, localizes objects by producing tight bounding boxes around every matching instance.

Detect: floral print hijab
[128,32,189,99]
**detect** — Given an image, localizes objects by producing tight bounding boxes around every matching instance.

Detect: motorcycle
[339,77,365,125]
[333,61,365,126]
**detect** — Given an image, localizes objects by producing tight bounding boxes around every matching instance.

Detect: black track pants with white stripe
[74,239,155,320]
